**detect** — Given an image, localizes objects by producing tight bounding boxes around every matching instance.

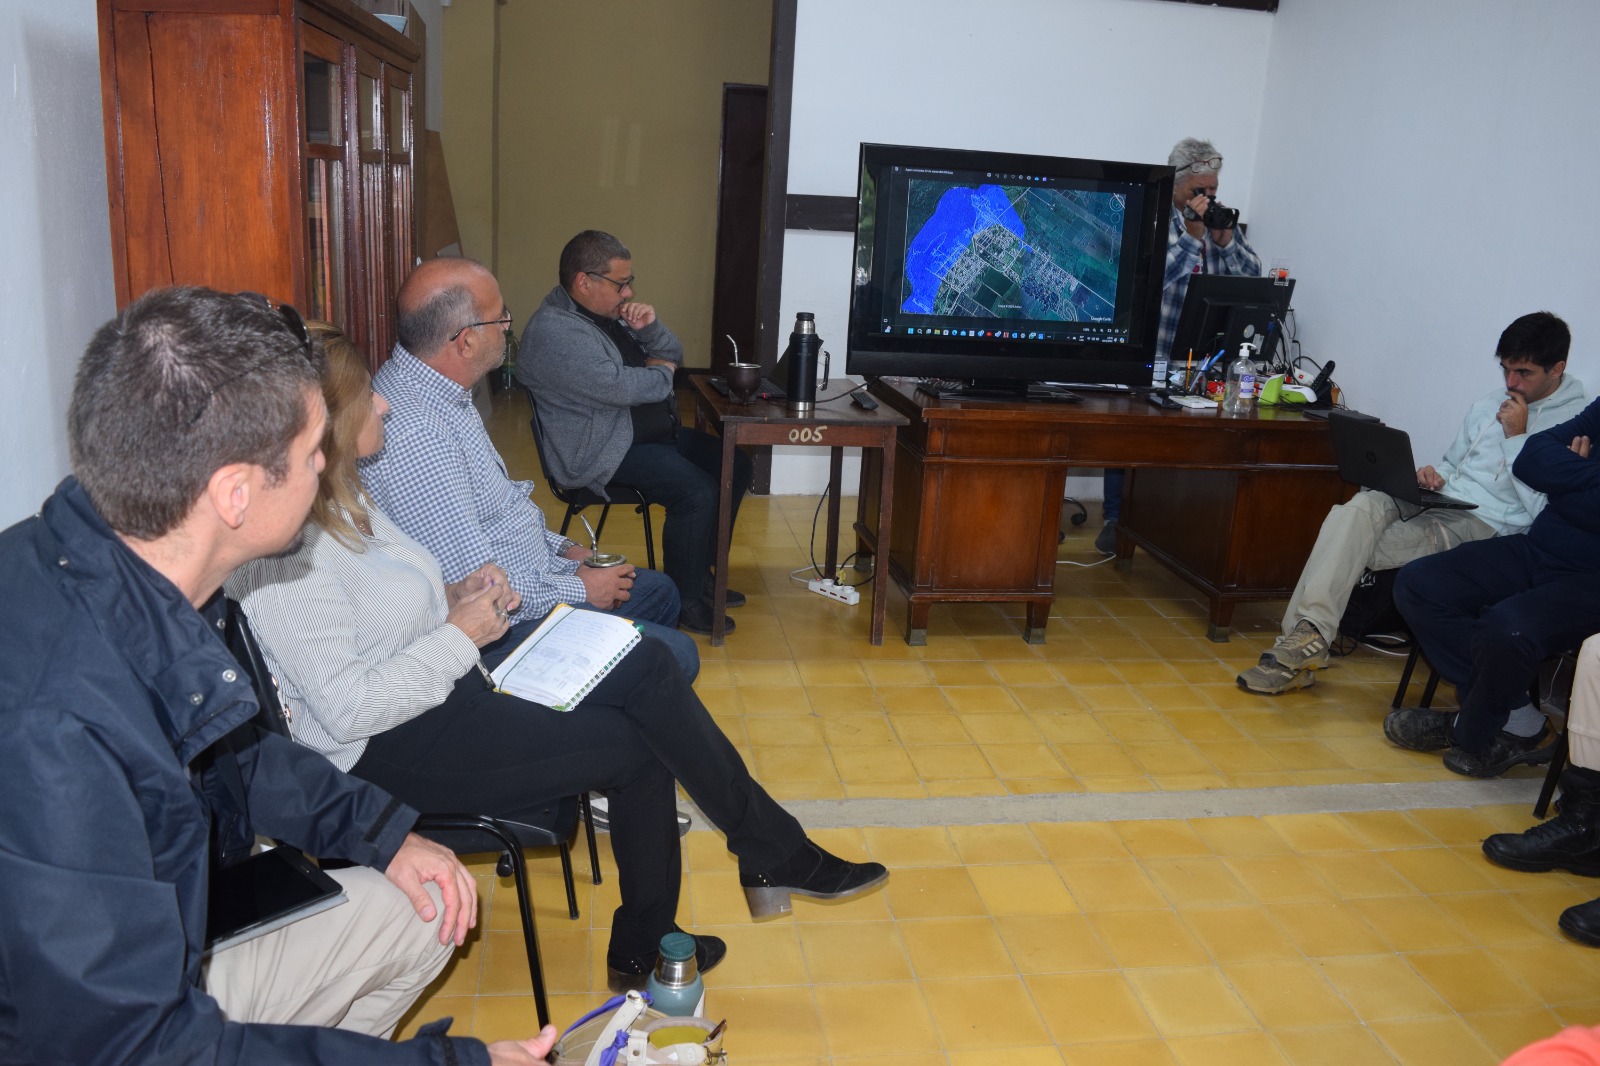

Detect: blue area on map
[902,185,1027,314]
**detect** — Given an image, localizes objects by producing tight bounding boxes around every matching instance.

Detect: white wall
[1252,0,1600,462]
[0,0,116,527]
[775,0,1276,494]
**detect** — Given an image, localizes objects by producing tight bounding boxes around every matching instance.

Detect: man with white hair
[1097,137,1263,554]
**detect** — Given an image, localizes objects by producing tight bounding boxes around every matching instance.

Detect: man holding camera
[1097,137,1262,553]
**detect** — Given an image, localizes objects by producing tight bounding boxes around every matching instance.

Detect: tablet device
[205,847,347,955]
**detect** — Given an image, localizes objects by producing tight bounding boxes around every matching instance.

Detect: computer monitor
[1168,274,1296,384]
[845,142,1174,396]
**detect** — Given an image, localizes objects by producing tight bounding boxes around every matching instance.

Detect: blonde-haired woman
[229,324,887,988]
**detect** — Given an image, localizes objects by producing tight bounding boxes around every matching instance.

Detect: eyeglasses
[1180,155,1223,175]
[186,293,314,427]
[584,271,636,292]
[448,306,514,342]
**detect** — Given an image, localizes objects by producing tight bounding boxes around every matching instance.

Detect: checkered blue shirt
[1157,207,1263,364]
[362,346,584,623]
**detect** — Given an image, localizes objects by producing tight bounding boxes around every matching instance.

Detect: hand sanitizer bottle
[1224,344,1258,415]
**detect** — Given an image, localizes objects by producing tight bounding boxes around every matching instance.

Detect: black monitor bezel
[1169,274,1296,375]
[845,142,1175,387]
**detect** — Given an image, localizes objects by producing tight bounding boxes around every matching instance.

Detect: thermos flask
[781,312,829,415]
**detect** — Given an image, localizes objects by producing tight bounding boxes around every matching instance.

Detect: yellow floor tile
[1087,910,1213,969]
[994,913,1118,974]
[921,975,1054,1050]
[1027,971,1159,1045]
[796,921,912,984]
[1220,959,1359,1028]
[1057,861,1170,912]
[812,982,941,1057]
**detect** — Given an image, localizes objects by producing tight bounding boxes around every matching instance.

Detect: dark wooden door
[710,84,767,374]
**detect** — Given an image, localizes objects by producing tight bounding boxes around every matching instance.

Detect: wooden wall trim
[785,193,855,232]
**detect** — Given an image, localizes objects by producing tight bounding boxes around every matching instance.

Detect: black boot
[606,930,727,993]
[739,840,889,919]
[1559,897,1600,947]
[1482,769,1600,876]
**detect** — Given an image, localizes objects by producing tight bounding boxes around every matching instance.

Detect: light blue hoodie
[1437,372,1587,534]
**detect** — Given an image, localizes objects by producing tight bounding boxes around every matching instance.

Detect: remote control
[851,391,880,411]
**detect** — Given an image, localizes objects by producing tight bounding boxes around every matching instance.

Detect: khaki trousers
[204,866,454,1038]
[1285,488,1496,641]
[1567,636,1600,771]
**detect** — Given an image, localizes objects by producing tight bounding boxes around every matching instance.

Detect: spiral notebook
[489,604,642,710]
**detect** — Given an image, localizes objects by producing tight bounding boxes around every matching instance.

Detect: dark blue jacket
[0,480,487,1065]
[1513,397,1600,568]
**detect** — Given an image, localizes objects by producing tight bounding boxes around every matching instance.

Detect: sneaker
[1442,727,1553,778]
[1383,707,1455,752]
[1237,655,1316,695]
[1094,520,1118,555]
[1268,619,1331,672]
[739,840,889,919]
[678,600,733,635]
[606,931,726,993]
[587,793,692,836]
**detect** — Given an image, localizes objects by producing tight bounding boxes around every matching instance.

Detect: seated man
[361,255,700,679]
[1480,633,1600,945]
[1388,392,1600,777]
[0,286,554,1064]
[1099,137,1262,555]
[1238,311,1583,695]
[518,230,753,635]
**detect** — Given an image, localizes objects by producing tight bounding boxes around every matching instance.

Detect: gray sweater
[516,285,681,494]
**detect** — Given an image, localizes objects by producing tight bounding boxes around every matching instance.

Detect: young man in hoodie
[516,231,753,635]
[1390,382,1600,778]
[1237,311,1583,695]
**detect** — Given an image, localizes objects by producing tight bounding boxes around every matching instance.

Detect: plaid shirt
[363,346,584,623]
[1157,206,1262,364]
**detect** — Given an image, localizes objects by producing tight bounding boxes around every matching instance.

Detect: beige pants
[1567,636,1600,772]
[204,866,454,1038]
[1284,488,1496,641]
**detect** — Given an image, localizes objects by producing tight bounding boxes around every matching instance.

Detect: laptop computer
[1329,412,1477,510]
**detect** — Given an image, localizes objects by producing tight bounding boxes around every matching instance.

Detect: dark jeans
[1103,469,1125,523]
[611,427,754,607]
[351,638,806,960]
[1395,535,1600,752]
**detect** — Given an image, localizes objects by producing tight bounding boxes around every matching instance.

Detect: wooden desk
[860,381,1351,644]
[690,377,907,646]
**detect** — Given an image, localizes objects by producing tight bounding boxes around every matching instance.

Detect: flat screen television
[846,142,1175,397]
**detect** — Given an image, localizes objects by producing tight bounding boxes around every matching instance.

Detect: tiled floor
[393,389,1600,1063]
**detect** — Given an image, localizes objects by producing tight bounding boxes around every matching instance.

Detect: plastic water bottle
[1224,344,1258,415]
[644,932,706,1016]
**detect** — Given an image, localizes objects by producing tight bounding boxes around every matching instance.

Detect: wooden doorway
[710,84,768,374]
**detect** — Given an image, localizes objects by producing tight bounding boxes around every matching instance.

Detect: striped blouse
[225,508,480,772]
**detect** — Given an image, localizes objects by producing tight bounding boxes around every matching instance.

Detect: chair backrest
[224,599,292,739]
[517,381,591,507]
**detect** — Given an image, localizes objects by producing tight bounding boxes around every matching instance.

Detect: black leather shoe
[1442,727,1552,778]
[678,600,733,635]
[606,932,727,993]
[702,580,746,609]
[1383,707,1454,752]
[739,840,889,919]
[1560,898,1600,947]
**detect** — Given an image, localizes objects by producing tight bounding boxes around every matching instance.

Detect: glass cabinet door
[386,67,414,295]
[356,49,388,365]
[301,26,347,327]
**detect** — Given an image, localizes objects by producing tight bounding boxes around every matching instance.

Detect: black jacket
[1514,397,1600,568]
[0,479,486,1065]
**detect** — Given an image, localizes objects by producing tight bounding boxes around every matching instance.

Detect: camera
[1201,198,1239,230]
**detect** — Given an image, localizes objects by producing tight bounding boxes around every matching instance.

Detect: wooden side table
[689,377,906,645]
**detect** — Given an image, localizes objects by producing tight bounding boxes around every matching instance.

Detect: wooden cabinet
[97,0,417,370]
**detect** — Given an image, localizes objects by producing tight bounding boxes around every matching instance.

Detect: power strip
[808,578,861,605]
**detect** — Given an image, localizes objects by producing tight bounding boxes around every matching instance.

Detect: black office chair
[223,602,599,1028]
[516,382,657,570]
[1392,644,1443,710]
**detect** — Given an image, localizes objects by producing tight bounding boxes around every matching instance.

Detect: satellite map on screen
[900,182,1125,323]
